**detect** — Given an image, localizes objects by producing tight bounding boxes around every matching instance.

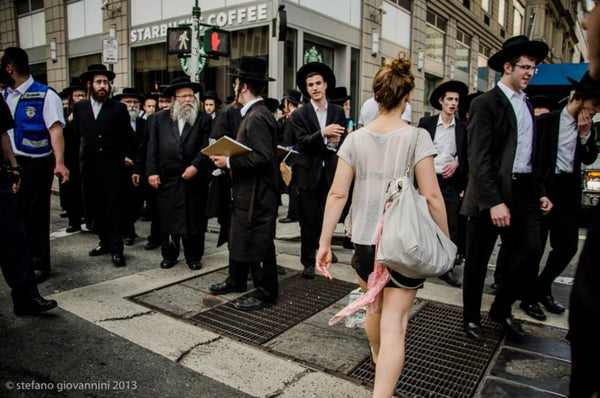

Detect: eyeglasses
[93,79,109,85]
[176,94,196,100]
[512,64,538,74]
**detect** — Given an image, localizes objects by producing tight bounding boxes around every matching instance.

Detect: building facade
[0,0,589,122]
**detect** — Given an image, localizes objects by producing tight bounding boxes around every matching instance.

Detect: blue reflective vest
[11,81,51,155]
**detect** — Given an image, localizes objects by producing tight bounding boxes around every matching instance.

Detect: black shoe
[123,237,134,246]
[14,297,57,316]
[489,310,527,340]
[210,280,246,295]
[66,225,81,233]
[160,259,176,269]
[34,269,49,284]
[464,322,486,342]
[454,254,464,266]
[187,260,202,270]
[278,217,298,224]
[439,270,462,287]
[112,253,126,267]
[234,296,272,311]
[519,302,547,321]
[539,295,566,314]
[144,241,160,250]
[89,245,110,256]
[302,266,315,279]
[59,211,68,218]
[277,265,287,275]
[331,252,338,264]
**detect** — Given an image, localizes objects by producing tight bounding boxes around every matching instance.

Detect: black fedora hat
[529,95,559,111]
[264,97,280,113]
[488,35,548,73]
[283,89,302,105]
[430,80,468,110]
[143,93,159,102]
[329,87,351,106]
[163,76,202,97]
[80,64,115,82]
[201,90,222,106]
[296,62,336,98]
[61,78,86,98]
[113,87,144,102]
[229,57,275,83]
[568,71,600,99]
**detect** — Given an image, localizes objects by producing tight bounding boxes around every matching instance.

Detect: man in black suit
[461,36,552,341]
[114,88,146,246]
[533,72,599,315]
[146,77,211,270]
[72,64,131,267]
[418,80,468,288]
[209,57,279,311]
[291,62,346,279]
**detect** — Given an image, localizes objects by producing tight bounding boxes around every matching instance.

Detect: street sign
[102,38,119,64]
[204,28,230,57]
[167,27,193,55]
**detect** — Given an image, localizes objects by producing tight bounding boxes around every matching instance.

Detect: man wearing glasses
[72,64,131,267]
[461,36,552,342]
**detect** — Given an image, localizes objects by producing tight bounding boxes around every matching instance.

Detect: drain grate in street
[190,274,357,345]
[348,302,503,398]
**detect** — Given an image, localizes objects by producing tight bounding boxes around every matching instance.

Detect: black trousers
[437,175,460,244]
[463,175,542,324]
[0,182,39,304]
[62,168,83,228]
[298,172,329,269]
[16,155,54,273]
[160,232,205,263]
[286,182,300,220]
[536,173,580,298]
[228,255,278,303]
[121,171,142,238]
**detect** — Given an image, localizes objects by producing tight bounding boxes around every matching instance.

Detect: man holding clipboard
[209,57,280,311]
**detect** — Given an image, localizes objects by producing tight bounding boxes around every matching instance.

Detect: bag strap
[403,127,419,178]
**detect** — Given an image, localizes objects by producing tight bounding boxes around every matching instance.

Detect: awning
[529,63,589,86]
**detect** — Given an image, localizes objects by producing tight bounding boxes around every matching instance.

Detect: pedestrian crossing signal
[204,28,230,57]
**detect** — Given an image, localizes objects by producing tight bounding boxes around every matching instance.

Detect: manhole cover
[348,302,503,398]
[191,273,357,344]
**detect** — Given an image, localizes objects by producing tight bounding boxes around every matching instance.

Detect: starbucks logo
[303,46,323,64]
[180,45,207,77]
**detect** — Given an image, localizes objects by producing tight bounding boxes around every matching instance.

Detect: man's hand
[54,163,70,183]
[539,196,553,215]
[441,160,459,179]
[181,165,198,180]
[148,174,160,189]
[124,157,134,167]
[11,171,20,194]
[578,108,593,138]
[210,155,228,169]
[490,203,511,228]
[132,174,140,187]
[321,123,344,143]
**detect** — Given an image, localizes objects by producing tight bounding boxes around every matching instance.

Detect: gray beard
[171,100,198,126]
[128,109,138,121]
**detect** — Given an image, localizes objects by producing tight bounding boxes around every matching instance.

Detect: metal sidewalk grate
[190,273,357,344]
[348,302,503,398]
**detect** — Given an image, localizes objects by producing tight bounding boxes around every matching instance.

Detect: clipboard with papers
[201,136,252,157]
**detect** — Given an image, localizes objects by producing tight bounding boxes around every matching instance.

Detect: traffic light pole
[190,1,201,83]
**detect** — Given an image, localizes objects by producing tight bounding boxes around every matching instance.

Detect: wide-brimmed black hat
[163,77,202,97]
[143,93,159,103]
[113,88,144,102]
[568,71,600,99]
[296,62,336,98]
[529,95,559,111]
[329,87,351,106]
[283,89,302,105]
[61,78,86,98]
[229,57,275,83]
[264,97,279,113]
[488,35,548,72]
[430,80,468,110]
[201,90,222,106]
[80,64,115,82]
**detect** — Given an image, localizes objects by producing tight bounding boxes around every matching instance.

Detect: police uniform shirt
[4,75,65,158]
[433,114,457,174]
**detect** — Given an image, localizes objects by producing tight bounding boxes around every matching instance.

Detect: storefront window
[69,54,102,84]
[283,29,297,95]
[30,62,46,85]
[456,30,471,74]
[425,10,446,62]
[302,37,334,67]
[133,43,185,94]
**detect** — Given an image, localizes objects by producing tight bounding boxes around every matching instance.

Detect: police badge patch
[25,106,36,118]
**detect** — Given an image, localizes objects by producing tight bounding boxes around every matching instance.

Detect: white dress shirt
[91,97,103,120]
[177,119,185,136]
[497,81,534,173]
[556,106,579,173]
[433,114,457,174]
[4,75,65,158]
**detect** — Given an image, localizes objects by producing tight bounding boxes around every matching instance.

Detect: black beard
[91,89,109,102]
[0,69,14,86]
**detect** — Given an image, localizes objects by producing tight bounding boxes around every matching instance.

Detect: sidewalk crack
[266,368,313,398]
[98,310,154,323]
[176,336,223,363]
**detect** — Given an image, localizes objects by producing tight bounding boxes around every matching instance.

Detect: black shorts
[352,244,425,289]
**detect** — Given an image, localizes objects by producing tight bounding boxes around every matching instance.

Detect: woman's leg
[358,276,381,364]
[373,287,417,398]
